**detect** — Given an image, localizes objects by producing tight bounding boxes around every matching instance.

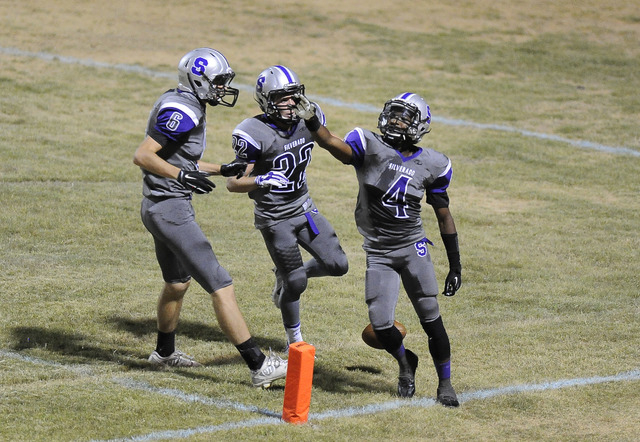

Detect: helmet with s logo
[177,48,239,107]
[254,65,305,123]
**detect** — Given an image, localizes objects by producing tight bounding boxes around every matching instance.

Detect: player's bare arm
[133,136,181,179]
[226,163,258,192]
[312,125,353,164]
[198,158,247,177]
[226,162,290,193]
[134,136,216,194]
[433,206,457,235]
[197,160,222,175]
[293,94,353,164]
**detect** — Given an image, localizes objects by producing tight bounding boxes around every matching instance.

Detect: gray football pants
[365,240,440,330]
[260,210,348,326]
[141,197,233,294]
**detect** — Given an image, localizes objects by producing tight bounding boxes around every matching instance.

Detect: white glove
[255,171,289,189]
[293,94,316,120]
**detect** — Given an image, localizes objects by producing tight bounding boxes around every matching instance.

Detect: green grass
[1,1,639,440]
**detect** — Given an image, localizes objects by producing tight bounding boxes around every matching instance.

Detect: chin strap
[384,135,418,152]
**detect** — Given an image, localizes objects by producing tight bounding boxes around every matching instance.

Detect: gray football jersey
[232,108,325,228]
[344,128,453,251]
[141,89,207,199]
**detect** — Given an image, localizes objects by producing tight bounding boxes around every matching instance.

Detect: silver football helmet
[254,65,305,123]
[177,48,239,107]
[378,92,431,144]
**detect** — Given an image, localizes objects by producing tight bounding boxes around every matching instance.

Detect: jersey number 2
[271,143,313,192]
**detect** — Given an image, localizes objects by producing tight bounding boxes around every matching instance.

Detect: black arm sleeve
[426,190,450,208]
[304,115,322,132]
[441,233,461,270]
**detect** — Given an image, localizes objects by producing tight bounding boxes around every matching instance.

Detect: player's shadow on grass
[108,315,284,351]
[10,324,394,393]
[10,326,149,369]
[311,364,392,394]
[9,326,245,385]
[10,318,285,368]
[109,316,227,342]
[109,316,394,393]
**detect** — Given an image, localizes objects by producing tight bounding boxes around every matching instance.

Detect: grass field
[1,1,639,440]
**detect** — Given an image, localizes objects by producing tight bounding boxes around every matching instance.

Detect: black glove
[220,159,247,178]
[177,169,215,194]
[443,267,462,297]
[441,233,462,296]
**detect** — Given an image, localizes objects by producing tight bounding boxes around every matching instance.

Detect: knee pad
[316,247,349,276]
[282,267,307,302]
[326,253,349,277]
[415,296,440,323]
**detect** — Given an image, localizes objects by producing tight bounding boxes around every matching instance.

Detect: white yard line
[1,350,638,441]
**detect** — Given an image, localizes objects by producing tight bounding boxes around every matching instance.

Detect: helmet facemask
[195,71,239,107]
[265,84,305,124]
[378,94,431,146]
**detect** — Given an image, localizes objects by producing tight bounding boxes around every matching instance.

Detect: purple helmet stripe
[400,92,414,100]
[275,65,294,83]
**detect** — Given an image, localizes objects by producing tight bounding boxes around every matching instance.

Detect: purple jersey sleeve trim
[344,128,366,168]
[154,103,199,142]
[428,159,452,193]
[232,129,261,163]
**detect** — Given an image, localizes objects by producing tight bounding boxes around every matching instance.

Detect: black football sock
[236,338,266,371]
[156,330,176,357]
[374,324,405,355]
[421,316,451,362]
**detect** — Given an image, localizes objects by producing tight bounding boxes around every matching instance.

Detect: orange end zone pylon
[282,341,316,424]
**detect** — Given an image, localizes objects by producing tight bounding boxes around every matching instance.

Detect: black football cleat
[397,349,419,398]
[436,379,460,407]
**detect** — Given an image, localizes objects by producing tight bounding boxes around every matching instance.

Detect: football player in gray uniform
[133,48,287,389]
[294,92,461,406]
[226,66,349,349]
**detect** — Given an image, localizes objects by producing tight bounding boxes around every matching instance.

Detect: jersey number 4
[382,175,411,218]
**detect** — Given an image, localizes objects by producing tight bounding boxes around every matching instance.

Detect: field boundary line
[0,350,281,417]
[101,368,640,441]
[2,350,638,440]
[1,46,638,158]
[112,377,281,418]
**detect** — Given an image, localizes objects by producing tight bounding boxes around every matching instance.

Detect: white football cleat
[148,350,202,367]
[250,349,287,389]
